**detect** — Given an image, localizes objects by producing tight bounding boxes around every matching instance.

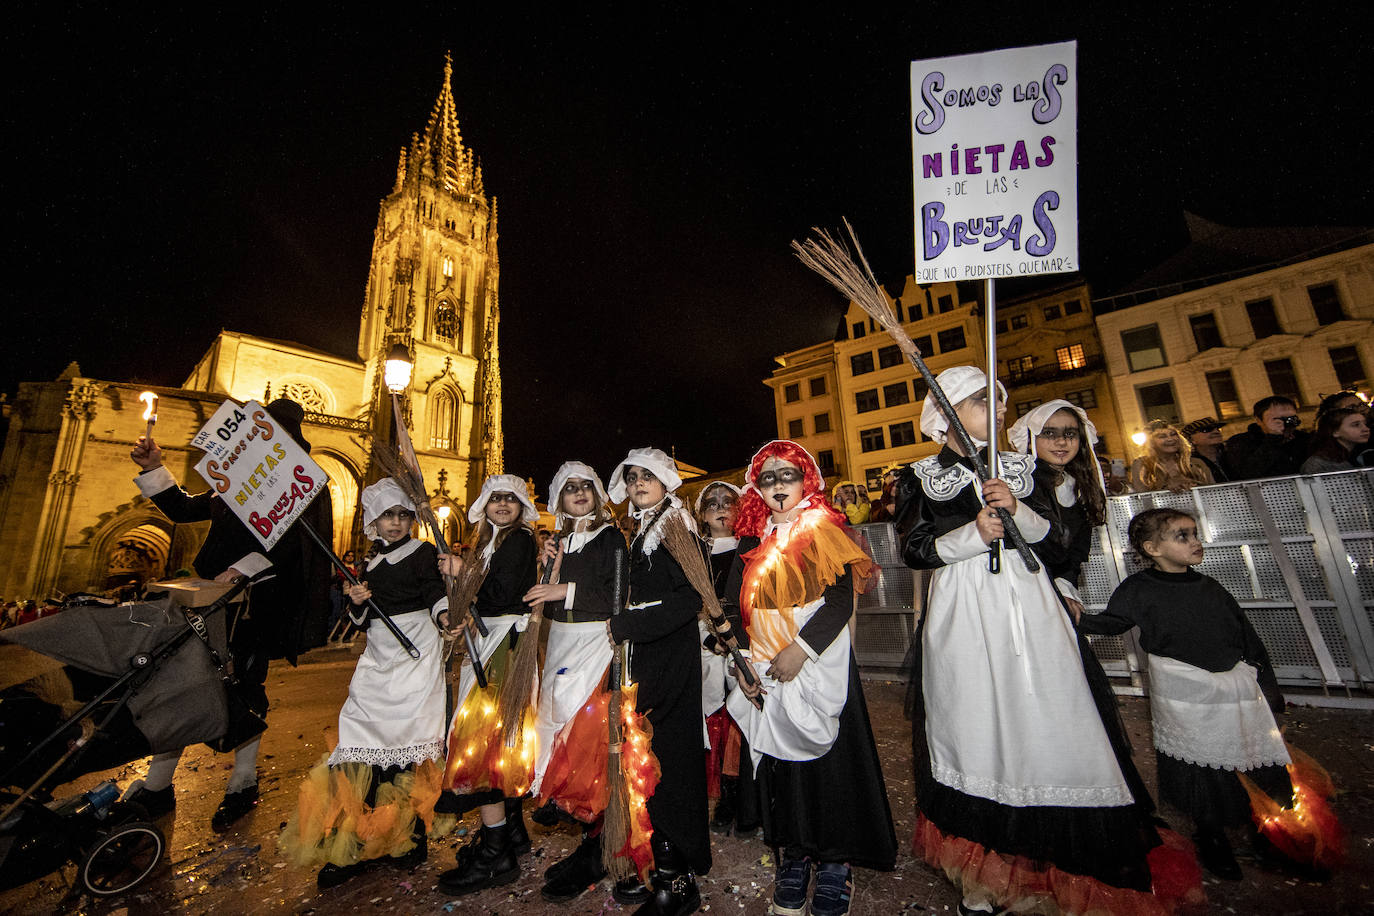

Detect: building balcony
[1004,353,1106,387]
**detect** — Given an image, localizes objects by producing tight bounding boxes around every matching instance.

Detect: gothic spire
[417,52,475,195]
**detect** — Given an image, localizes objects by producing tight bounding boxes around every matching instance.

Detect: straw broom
[791,221,1041,573]
[495,548,560,749]
[660,512,763,708]
[369,441,492,684]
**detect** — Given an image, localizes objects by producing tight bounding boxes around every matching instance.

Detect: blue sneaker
[772,856,812,916]
[810,861,852,916]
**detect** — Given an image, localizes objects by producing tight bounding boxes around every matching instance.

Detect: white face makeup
[484,491,521,526]
[624,466,667,509]
[376,506,414,543]
[952,393,1007,451]
[559,478,597,517]
[1034,408,1082,469]
[758,457,804,516]
[699,484,738,538]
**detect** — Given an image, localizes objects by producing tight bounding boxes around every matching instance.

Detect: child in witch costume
[436,473,540,895]
[900,367,1198,916]
[723,440,896,916]
[694,481,760,836]
[528,461,630,903]
[280,479,449,889]
[1007,400,1157,811]
[1081,508,1344,879]
[603,447,711,915]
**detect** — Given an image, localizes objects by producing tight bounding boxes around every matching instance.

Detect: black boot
[505,796,532,855]
[633,837,700,916]
[437,822,520,895]
[710,777,737,834]
[530,797,561,826]
[541,833,607,902]
[1195,827,1242,880]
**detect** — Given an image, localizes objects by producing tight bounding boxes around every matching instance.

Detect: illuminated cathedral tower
[358,53,504,513]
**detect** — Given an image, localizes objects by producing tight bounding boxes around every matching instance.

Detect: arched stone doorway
[311,450,361,555]
[103,523,171,594]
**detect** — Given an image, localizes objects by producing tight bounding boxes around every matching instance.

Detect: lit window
[1055,344,1086,370]
[1007,355,1036,380]
[441,256,454,278]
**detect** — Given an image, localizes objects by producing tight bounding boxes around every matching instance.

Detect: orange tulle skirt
[444,682,538,798]
[538,677,661,880]
[1241,743,1345,870]
[279,755,455,867]
[913,813,1205,915]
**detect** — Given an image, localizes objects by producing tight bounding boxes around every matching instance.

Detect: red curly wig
[734,439,848,537]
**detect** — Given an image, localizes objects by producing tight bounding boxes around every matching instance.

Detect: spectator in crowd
[1301,407,1370,474]
[1129,420,1214,493]
[1315,390,1372,466]
[830,479,872,525]
[868,465,902,524]
[1225,396,1310,480]
[1098,455,1130,496]
[1180,417,1231,482]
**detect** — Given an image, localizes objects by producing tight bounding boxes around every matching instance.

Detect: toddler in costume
[280,478,449,889]
[1082,508,1344,878]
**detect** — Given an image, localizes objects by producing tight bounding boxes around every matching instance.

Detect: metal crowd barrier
[1084,468,1374,693]
[853,468,1374,697]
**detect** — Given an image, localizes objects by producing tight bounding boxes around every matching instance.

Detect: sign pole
[985,278,1001,573]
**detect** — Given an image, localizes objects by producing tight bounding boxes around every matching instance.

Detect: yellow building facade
[1094,227,1373,449]
[767,275,1126,490]
[0,56,504,599]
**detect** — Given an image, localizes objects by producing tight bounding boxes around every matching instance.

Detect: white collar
[366,537,423,570]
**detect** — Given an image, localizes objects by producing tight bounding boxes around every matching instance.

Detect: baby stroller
[0,577,258,897]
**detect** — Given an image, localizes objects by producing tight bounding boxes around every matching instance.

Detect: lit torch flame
[139,391,158,443]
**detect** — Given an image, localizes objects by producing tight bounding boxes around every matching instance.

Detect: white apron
[726,597,851,767]
[700,619,728,718]
[330,609,445,767]
[452,614,524,718]
[530,619,614,793]
[1147,655,1290,771]
[922,551,1134,808]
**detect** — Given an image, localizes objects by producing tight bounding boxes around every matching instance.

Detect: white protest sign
[910,41,1078,281]
[191,399,327,550]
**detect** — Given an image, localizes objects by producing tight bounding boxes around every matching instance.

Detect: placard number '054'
[216,409,250,441]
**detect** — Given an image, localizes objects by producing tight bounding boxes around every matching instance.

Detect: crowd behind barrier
[850,468,1374,694]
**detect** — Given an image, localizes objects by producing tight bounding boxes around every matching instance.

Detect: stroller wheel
[80,820,164,896]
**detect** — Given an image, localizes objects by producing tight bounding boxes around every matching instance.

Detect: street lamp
[1130,430,1148,448]
[384,343,413,393]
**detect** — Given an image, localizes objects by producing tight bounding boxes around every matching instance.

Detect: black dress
[143,467,333,713]
[898,448,1162,894]
[723,535,898,871]
[1021,461,1155,814]
[1080,569,1292,828]
[607,512,711,875]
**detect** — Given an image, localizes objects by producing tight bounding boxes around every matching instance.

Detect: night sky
[6,6,1370,490]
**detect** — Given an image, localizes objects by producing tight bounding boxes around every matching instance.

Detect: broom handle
[608,546,627,743]
[896,340,1041,574]
[300,520,421,659]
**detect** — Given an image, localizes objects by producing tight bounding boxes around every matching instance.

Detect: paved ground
[3,644,1371,915]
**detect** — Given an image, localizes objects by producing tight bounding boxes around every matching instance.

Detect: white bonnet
[918,365,1008,445]
[547,460,609,522]
[606,447,682,503]
[468,473,540,524]
[361,478,414,540]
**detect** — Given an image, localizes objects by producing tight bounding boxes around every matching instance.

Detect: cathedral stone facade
[0,56,504,600]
